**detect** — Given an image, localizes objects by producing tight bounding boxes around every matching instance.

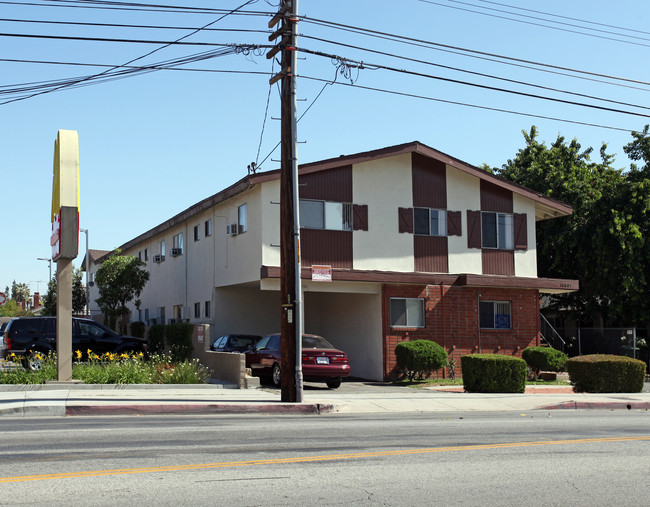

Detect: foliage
[492,126,650,327]
[147,324,166,355]
[130,321,145,338]
[395,340,448,380]
[461,354,526,393]
[0,299,32,317]
[522,346,568,373]
[0,351,211,384]
[94,249,150,333]
[41,269,87,316]
[566,354,646,393]
[11,281,30,303]
[165,323,194,362]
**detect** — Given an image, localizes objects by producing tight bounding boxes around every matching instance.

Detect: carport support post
[56,258,73,381]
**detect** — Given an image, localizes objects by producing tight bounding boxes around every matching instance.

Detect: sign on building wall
[311,265,332,282]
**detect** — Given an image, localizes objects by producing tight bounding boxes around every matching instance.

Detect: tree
[94,250,149,333]
[11,280,30,304]
[0,299,32,317]
[41,269,87,316]
[493,126,649,328]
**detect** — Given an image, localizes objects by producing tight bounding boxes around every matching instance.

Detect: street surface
[0,411,648,505]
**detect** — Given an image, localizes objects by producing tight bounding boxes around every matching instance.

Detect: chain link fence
[556,327,649,366]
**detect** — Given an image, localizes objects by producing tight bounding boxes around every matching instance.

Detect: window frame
[389,297,425,328]
[238,204,247,234]
[299,198,353,231]
[194,302,200,319]
[479,300,512,329]
[205,219,213,237]
[481,211,514,250]
[204,301,211,318]
[413,207,448,237]
[172,232,184,254]
[193,225,200,242]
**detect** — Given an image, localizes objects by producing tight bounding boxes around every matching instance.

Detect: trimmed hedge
[147,324,166,355]
[130,321,145,338]
[522,346,567,373]
[395,340,448,380]
[461,354,526,393]
[166,323,194,362]
[567,354,646,393]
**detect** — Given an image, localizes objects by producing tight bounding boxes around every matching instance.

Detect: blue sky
[1,0,648,298]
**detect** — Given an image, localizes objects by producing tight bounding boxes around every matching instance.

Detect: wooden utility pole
[268,0,303,402]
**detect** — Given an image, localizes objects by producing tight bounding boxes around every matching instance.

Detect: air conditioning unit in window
[170,248,182,257]
[153,254,164,263]
[226,223,238,236]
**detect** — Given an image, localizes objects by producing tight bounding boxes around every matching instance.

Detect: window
[205,301,211,318]
[160,240,166,258]
[144,309,149,322]
[300,199,352,231]
[205,219,212,237]
[144,248,149,261]
[172,233,184,255]
[389,298,425,327]
[193,225,200,242]
[238,204,247,233]
[482,212,513,249]
[194,302,200,319]
[158,306,165,325]
[173,305,182,322]
[414,208,447,236]
[138,251,142,261]
[479,301,511,329]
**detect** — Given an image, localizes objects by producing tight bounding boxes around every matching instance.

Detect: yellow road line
[1,436,649,483]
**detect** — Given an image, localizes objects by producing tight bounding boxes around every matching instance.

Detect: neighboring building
[91,142,578,381]
[79,249,111,319]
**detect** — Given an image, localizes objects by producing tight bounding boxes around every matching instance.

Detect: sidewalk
[1,382,649,417]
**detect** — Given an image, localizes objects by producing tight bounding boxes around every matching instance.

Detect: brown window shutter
[514,213,528,250]
[447,210,462,237]
[353,204,368,231]
[467,210,481,248]
[398,207,413,234]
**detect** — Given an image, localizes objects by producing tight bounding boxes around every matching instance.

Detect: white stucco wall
[261,179,281,268]
[352,154,414,272]
[446,165,482,274]
[513,193,538,277]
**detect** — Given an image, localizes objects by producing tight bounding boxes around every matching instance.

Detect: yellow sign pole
[51,130,80,382]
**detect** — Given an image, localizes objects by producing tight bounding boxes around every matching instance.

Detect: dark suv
[1,317,148,368]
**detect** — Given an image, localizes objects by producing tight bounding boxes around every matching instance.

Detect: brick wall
[382,284,540,379]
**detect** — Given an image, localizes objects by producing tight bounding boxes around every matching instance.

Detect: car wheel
[23,351,45,372]
[326,377,342,389]
[272,363,281,387]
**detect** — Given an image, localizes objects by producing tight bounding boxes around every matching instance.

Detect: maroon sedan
[245,333,350,389]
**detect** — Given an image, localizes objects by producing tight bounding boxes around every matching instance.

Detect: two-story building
[90,141,578,381]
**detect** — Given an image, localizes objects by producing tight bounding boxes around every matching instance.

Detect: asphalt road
[0,411,648,505]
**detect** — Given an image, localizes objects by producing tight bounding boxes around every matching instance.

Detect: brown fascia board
[96,178,254,263]
[250,141,572,218]
[261,265,579,293]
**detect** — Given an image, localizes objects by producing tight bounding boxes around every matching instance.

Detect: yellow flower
[120,353,129,359]
[75,350,82,359]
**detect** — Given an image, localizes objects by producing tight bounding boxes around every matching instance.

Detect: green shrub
[395,340,448,380]
[165,323,194,362]
[461,354,526,393]
[522,346,568,373]
[147,324,166,355]
[567,354,646,393]
[130,321,146,338]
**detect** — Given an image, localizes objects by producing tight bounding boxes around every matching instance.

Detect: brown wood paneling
[299,165,352,202]
[482,249,515,275]
[467,210,481,248]
[414,235,448,273]
[447,210,462,236]
[481,180,513,213]
[353,204,368,231]
[514,213,527,250]
[300,228,352,269]
[398,207,413,233]
[412,153,447,208]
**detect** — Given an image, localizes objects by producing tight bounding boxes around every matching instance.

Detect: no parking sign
[0,292,6,306]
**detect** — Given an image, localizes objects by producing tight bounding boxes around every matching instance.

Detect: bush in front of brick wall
[522,346,567,375]
[567,354,646,393]
[461,354,526,393]
[395,340,448,381]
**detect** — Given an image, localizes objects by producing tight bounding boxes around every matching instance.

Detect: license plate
[316,356,329,365]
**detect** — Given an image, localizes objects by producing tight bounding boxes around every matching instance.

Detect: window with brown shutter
[467,210,481,248]
[514,213,528,250]
[447,210,462,237]
[398,207,413,233]
[353,204,368,231]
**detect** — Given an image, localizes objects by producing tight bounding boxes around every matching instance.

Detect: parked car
[0,316,148,370]
[210,334,262,353]
[245,333,350,389]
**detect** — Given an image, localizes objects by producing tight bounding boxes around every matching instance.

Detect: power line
[299,74,637,134]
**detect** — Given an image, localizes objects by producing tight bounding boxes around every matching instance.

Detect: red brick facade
[382,284,540,379]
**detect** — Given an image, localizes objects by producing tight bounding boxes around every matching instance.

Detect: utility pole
[268,0,303,403]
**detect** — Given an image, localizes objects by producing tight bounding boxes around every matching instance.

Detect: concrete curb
[65,403,335,416]
[539,401,650,410]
